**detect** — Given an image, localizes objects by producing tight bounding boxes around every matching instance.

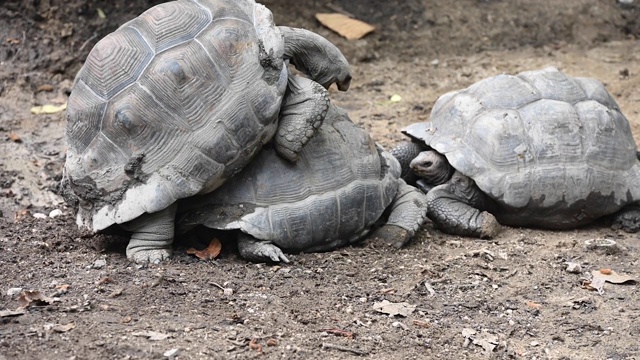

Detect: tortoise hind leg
[369,179,428,248]
[427,172,500,239]
[121,203,177,263]
[274,75,329,162]
[237,233,290,263]
[611,205,640,232]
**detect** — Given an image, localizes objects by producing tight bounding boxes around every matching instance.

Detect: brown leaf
[96,277,114,285]
[315,13,375,40]
[592,269,637,285]
[8,133,22,143]
[186,237,222,260]
[413,320,431,328]
[36,84,54,92]
[266,338,278,347]
[249,338,262,353]
[526,301,542,310]
[17,290,53,308]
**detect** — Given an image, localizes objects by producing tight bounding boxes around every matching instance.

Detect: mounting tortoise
[177,104,428,263]
[391,67,640,238]
[61,0,352,263]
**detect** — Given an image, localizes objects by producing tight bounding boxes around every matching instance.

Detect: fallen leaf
[412,320,431,328]
[315,13,375,40]
[108,288,124,298]
[591,269,637,287]
[30,103,67,115]
[266,338,278,347]
[97,8,106,19]
[249,338,262,353]
[0,308,27,317]
[187,237,222,260]
[6,38,21,45]
[96,277,114,285]
[36,84,54,92]
[526,301,542,310]
[7,133,22,143]
[132,331,171,341]
[321,328,354,339]
[17,290,54,308]
[372,300,416,317]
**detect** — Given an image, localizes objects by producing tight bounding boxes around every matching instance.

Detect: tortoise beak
[336,74,352,91]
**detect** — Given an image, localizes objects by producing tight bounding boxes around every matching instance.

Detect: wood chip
[315,13,375,40]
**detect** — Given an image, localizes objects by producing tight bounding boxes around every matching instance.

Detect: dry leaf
[249,338,263,353]
[37,84,54,92]
[17,290,54,308]
[30,103,67,115]
[266,338,278,347]
[315,13,375,40]
[0,308,27,317]
[413,320,431,328]
[526,301,542,310]
[187,237,222,260]
[372,300,416,317]
[592,269,636,285]
[8,133,22,143]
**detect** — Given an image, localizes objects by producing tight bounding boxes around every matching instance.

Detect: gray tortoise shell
[63,0,288,231]
[404,67,640,227]
[178,105,401,252]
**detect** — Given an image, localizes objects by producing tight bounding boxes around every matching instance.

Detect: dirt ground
[1,0,640,359]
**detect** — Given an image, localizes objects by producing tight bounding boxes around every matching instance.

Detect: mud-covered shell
[63,0,288,231]
[403,67,640,228]
[178,105,401,252]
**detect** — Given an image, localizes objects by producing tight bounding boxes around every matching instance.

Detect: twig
[9,31,26,62]
[78,32,98,53]
[321,342,368,356]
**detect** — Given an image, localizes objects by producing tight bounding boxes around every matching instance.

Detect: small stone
[530,341,539,347]
[32,213,47,219]
[565,262,582,273]
[163,348,179,358]
[49,209,63,218]
[7,287,23,296]
[392,321,408,330]
[93,259,107,269]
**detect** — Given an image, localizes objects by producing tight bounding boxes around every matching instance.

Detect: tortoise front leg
[369,179,428,248]
[121,203,177,263]
[426,172,500,239]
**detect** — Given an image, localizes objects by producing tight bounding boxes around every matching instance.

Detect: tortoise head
[409,150,454,186]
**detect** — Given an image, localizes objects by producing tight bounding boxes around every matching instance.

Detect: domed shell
[404,67,640,222]
[178,105,401,251]
[63,0,288,231]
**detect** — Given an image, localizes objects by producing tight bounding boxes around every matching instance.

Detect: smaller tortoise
[178,104,428,263]
[392,67,640,238]
[62,0,351,263]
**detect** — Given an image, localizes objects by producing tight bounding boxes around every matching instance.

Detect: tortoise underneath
[392,67,640,238]
[178,104,428,263]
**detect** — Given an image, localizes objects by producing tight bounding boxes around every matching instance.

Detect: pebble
[163,348,180,358]
[32,213,47,219]
[7,287,23,296]
[49,209,63,218]
[565,262,582,273]
[392,321,408,330]
[93,259,107,269]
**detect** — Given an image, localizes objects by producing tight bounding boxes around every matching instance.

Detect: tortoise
[177,104,428,263]
[391,67,640,238]
[61,0,352,263]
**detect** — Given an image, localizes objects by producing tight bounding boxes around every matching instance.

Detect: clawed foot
[126,246,172,264]
[369,225,411,249]
[612,207,640,233]
[238,236,290,263]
